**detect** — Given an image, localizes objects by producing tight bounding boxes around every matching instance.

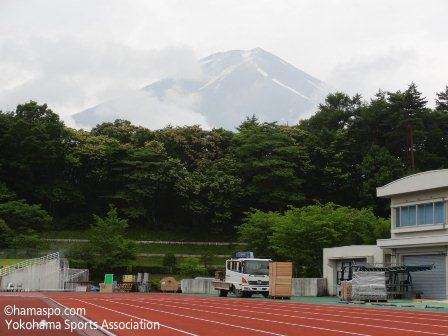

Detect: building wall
[323,245,385,296]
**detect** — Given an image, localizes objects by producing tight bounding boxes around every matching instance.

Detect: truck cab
[214,257,271,298]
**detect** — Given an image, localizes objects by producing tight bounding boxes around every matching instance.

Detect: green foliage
[2,83,448,241]
[200,250,215,269]
[359,145,406,216]
[175,157,243,232]
[237,210,280,258]
[0,200,52,232]
[0,219,13,249]
[88,207,137,270]
[10,232,45,250]
[436,86,448,112]
[239,203,391,277]
[235,118,308,211]
[178,256,205,278]
[113,140,182,225]
[163,253,177,273]
[0,102,68,207]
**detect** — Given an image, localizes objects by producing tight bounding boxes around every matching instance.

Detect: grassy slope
[43,230,240,268]
[0,259,26,267]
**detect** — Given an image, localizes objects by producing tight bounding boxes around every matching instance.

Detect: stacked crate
[118,274,136,292]
[340,280,352,300]
[269,262,293,299]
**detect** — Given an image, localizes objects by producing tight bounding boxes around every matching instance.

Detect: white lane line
[47,297,116,336]
[111,296,448,323]
[101,299,287,336]
[104,298,371,336]
[74,299,197,336]
[115,297,448,336]
[174,296,448,320]
[133,297,448,326]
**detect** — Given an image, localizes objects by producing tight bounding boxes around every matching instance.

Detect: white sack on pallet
[352,271,387,301]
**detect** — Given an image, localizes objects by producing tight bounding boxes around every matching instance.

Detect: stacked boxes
[99,283,113,293]
[352,271,387,301]
[269,262,292,298]
[340,280,352,300]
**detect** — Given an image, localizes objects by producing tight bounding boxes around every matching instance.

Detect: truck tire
[262,292,269,298]
[235,289,244,298]
[235,289,253,298]
[219,289,228,297]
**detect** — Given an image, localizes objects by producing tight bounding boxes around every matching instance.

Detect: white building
[323,245,385,296]
[324,169,448,298]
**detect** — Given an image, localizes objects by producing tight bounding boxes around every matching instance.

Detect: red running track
[3,293,448,335]
[0,293,76,335]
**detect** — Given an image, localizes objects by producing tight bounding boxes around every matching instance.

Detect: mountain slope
[73,48,329,130]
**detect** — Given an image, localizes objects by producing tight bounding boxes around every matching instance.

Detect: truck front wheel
[235,289,252,298]
[219,289,228,297]
[235,289,243,298]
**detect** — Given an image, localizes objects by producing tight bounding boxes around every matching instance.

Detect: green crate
[104,274,113,284]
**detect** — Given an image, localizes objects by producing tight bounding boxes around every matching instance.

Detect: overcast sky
[1,0,447,128]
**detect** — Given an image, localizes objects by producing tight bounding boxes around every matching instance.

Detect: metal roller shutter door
[403,255,446,299]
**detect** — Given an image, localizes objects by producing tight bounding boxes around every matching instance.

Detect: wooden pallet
[269,262,292,299]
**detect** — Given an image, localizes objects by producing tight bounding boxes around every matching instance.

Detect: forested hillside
[1,83,448,250]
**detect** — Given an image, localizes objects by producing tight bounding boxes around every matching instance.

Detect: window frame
[393,200,445,228]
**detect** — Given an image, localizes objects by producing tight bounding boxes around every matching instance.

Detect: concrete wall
[181,277,327,296]
[292,278,327,296]
[323,245,385,296]
[181,278,219,295]
[0,259,61,291]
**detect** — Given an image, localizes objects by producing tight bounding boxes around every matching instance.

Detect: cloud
[0,34,204,126]
[75,89,210,130]
[327,48,434,102]
[1,0,447,123]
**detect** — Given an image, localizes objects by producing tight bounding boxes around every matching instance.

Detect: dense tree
[0,200,52,233]
[299,93,364,206]
[235,118,308,211]
[385,83,428,170]
[163,253,177,273]
[178,256,205,277]
[92,119,154,146]
[436,86,448,112]
[237,210,281,259]
[0,219,13,249]
[175,157,243,233]
[1,83,448,239]
[88,207,137,269]
[239,204,390,277]
[113,140,183,227]
[0,102,69,211]
[359,145,406,216]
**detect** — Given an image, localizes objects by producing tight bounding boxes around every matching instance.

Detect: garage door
[403,255,446,299]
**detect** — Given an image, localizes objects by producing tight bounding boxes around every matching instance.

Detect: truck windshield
[242,260,269,275]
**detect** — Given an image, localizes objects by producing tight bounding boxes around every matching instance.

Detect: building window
[395,201,445,227]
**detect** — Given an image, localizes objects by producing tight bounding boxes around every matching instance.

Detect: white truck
[212,257,271,298]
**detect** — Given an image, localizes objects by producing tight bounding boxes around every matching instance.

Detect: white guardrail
[0,252,60,277]
[45,239,247,246]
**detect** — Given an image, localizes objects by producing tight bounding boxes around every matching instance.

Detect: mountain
[72,48,329,130]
